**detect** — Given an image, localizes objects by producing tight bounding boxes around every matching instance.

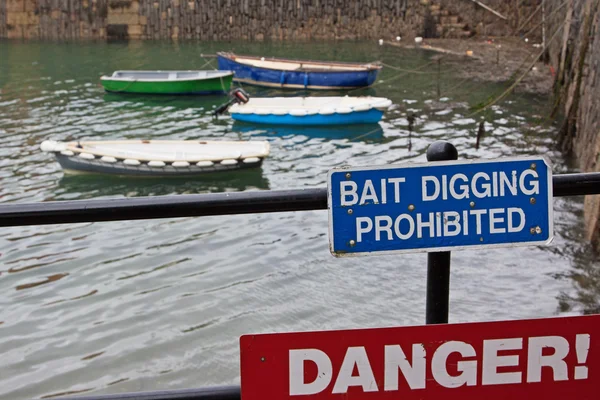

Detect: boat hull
[217,55,380,90]
[230,109,384,125]
[41,139,270,177]
[55,153,263,177]
[101,75,233,95]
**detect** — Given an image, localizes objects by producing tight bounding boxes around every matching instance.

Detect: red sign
[240,315,600,400]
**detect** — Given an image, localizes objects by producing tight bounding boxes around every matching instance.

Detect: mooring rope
[350,125,386,141]
[219,75,227,94]
[467,21,565,118]
[380,61,450,75]
[112,79,138,93]
[198,58,216,70]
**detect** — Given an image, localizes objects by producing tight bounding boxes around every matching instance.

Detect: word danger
[289,334,591,396]
[340,170,539,242]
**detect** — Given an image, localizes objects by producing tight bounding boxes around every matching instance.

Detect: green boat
[100,70,234,95]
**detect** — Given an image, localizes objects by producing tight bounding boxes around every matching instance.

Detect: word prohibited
[327,157,553,256]
[240,315,599,400]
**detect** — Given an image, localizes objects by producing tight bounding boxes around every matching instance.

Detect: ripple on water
[0,40,597,400]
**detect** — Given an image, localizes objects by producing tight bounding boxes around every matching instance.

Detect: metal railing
[0,173,598,228]
[2,142,600,400]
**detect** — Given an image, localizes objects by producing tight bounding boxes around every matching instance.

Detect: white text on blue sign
[328,158,553,256]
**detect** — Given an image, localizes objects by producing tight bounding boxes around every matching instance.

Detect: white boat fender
[172,161,190,167]
[243,157,260,164]
[221,159,238,165]
[40,140,58,152]
[289,109,307,117]
[123,159,141,166]
[101,156,117,163]
[353,104,371,112]
[335,107,353,114]
[78,152,95,160]
[196,161,214,167]
[41,140,68,152]
[235,106,255,115]
[372,99,393,109]
[319,108,336,115]
[60,150,74,156]
[148,161,166,167]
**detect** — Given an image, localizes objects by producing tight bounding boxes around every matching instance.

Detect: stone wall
[547,0,600,250]
[2,0,107,39]
[0,0,542,41]
[437,0,542,37]
[0,0,7,38]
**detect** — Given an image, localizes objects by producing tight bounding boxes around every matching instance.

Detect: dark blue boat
[216,52,382,90]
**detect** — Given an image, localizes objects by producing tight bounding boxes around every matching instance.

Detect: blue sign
[328,157,553,256]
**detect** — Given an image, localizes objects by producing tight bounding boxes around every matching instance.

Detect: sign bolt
[530,163,537,170]
[530,197,536,204]
[480,237,483,242]
[347,209,353,215]
[470,201,475,208]
[408,204,415,211]
[530,227,536,234]
[260,357,266,362]
[345,172,351,179]
[349,240,356,247]
[535,226,542,234]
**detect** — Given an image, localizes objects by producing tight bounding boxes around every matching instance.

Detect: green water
[0,39,597,399]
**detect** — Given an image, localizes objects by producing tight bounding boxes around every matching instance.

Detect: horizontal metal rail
[52,385,240,400]
[0,173,599,227]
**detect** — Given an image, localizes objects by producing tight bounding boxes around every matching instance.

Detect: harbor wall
[547,0,600,250]
[0,0,542,41]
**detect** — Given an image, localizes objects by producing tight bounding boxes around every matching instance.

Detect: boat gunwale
[217,52,382,72]
[100,70,234,83]
[229,96,393,113]
[230,77,372,90]
[54,140,270,163]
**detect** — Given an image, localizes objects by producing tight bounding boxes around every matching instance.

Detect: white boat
[227,96,392,125]
[40,139,270,177]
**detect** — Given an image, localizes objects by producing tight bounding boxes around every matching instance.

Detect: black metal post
[425,141,458,325]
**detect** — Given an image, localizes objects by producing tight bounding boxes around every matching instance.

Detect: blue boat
[227,96,392,126]
[216,52,382,90]
[231,121,385,142]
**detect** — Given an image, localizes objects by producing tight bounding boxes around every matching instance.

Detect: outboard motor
[213,88,250,117]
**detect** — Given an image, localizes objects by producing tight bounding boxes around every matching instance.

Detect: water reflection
[15,273,69,291]
[52,168,270,199]
[231,121,385,142]
[102,92,227,112]
[557,248,600,315]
